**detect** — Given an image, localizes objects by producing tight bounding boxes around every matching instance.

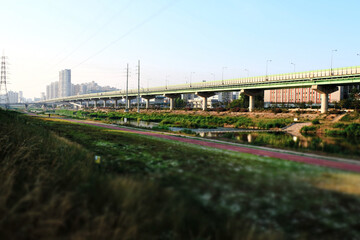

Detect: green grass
[326,123,360,137]
[55,109,293,130]
[1,110,360,239]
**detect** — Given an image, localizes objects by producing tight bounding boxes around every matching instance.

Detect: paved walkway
[283,122,312,137]
[53,117,360,173]
[332,113,347,122]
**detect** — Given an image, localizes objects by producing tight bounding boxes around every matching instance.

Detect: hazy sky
[1,0,360,98]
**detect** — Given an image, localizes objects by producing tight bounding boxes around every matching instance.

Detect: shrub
[300,126,317,134]
[180,129,195,134]
[333,123,346,129]
[271,108,288,114]
[230,107,248,112]
[256,119,292,129]
[311,119,320,125]
[340,113,360,122]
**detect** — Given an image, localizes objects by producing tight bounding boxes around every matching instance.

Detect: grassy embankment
[54,109,292,130]
[1,110,360,239]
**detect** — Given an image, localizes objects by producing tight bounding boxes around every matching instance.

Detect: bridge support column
[125,96,136,111]
[164,94,181,110]
[110,98,120,108]
[103,100,107,108]
[94,100,98,108]
[141,95,156,110]
[311,85,338,113]
[85,101,89,108]
[240,89,264,112]
[196,92,215,111]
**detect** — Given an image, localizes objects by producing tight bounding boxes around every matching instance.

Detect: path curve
[55,117,360,173]
[283,122,312,137]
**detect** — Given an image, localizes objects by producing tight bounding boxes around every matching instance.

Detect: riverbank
[2,109,360,239]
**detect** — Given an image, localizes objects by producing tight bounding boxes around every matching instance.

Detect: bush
[325,123,360,137]
[300,126,317,134]
[333,123,347,129]
[234,117,254,128]
[311,119,320,125]
[180,129,195,134]
[257,119,292,129]
[271,108,289,114]
[230,107,248,112]
[340,113,360,122]
[214,107,227,112]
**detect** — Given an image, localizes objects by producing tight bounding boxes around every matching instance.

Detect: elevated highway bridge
[41,66,360,113]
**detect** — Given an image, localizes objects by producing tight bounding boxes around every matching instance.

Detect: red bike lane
[62,118,360,173]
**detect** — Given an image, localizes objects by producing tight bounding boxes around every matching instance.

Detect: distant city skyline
[1,0,360,98]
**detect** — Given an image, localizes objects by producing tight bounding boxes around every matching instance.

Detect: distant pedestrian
[48,114,51,118]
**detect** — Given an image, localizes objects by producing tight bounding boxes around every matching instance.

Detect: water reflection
[112,118,160,128]
[202,132,360,159]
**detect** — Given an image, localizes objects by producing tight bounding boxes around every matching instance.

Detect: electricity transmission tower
[0,54,10,108]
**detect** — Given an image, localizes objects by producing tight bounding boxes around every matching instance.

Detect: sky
[1,0,360,98]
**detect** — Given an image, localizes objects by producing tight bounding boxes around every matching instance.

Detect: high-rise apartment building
[7,91,19,103]
[18,91,23,103]
[50,81,59,99]
[59,69,71,97]
[40,92,46,101]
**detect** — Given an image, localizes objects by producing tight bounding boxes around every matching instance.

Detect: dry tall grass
[0,110,284,240]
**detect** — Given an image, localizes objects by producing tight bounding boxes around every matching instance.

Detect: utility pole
[137,60,140,113]
[125,63,129,112]
[0,54,10,108]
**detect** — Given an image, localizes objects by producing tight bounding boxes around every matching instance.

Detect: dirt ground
[111,108,341,122]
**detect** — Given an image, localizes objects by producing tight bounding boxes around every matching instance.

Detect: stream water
[110,118,360,159]
[205,132,360,160]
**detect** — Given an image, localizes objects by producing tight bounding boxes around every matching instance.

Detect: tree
[174,98,186,108]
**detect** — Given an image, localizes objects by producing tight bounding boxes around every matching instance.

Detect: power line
[52,0,136,67]
[72,1,177,69]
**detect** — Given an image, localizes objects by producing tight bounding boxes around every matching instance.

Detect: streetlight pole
[125,63,129,112]
[331,49,337,75]
[291,62,296,72]
[211,73,215,81]
[165,75,169,89]
[266,60,272,80]
[137,60,140,113]
[244,69,249,77]
[190,72,195,87]
[222,67,227,85]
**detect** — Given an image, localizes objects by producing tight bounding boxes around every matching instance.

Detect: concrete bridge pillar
[103,100,106,107]
[94,100,98,108]
[311,85,338,113]
[125,96,136,111]
[113,98,122,108]
[240,89,264,112]
[196,92,215,111]
[164,94,181,110]
[85,101,89,108]
[141,95,156,109]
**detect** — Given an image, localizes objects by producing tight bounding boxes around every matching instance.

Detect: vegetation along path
[51,116,360,173]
